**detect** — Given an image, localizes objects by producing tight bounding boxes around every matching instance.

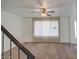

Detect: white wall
[60,16,77,44]
[60,17,70,43]
[22,17,33,42]
[2,11,25,42]
[70,16,77,44]
[1,11,33,51]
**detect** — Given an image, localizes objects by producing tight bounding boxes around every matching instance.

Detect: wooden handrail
[1,25,35,59]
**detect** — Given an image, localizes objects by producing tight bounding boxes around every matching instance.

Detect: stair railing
[1,25,35,59]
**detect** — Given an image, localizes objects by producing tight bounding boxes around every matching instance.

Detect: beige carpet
[3,43,77,59]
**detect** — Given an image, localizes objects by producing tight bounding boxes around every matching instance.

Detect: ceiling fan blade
[47,13,52,16]
[31,11,40,13]
[47,11,55,13]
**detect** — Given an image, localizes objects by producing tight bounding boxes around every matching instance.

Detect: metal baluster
[10,40,12,59]
[27,55,30,59]
[2,32,4,59]
[18,48,20,59]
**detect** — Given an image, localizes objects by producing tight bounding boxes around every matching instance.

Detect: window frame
[32,17,60,42]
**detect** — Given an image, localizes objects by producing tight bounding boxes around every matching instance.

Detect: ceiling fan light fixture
[41,13,47,16]
[41,8,47,16]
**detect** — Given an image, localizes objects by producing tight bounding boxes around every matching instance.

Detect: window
[34,20,59,37]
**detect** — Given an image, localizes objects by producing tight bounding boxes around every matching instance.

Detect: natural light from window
[34,20,59,37]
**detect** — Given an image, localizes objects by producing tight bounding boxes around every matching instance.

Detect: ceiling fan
[25,0,69,16]
[31,7,55,16]
[30,0,56,16]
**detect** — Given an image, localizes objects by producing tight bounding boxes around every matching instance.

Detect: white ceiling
[2,0,77,17]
